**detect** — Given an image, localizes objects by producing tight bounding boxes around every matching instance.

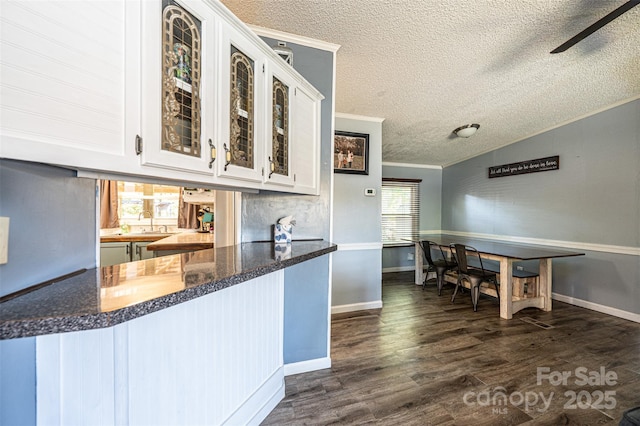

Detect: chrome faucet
[138,210,153,232]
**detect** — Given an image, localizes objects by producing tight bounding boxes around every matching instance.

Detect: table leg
[499,258,514,319]
[539,258,552,311]
[414,242,423,285]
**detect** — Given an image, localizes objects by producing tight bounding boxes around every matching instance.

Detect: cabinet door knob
[208,139,216,169]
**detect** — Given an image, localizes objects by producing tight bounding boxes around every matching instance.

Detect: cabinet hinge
[135,134,142,155]
[261,167,265,177]
[262,64,265,73]
[294,174,297,182]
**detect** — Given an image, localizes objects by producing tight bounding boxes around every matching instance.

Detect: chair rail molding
[336,242,383,251]
[430,230,640,256]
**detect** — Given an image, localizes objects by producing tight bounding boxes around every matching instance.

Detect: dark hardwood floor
[262,272,640,425]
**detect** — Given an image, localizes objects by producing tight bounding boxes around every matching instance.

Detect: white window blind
[381,179,420,245]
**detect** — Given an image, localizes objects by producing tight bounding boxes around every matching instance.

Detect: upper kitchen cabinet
[291,82,322,195]
[263,61,295,188]
[0,0,140,174]
[1,0,324,195]
[215,20,265,184]
[139,0,217,176]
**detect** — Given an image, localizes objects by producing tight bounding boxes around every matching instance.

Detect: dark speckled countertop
[0,240,336,340]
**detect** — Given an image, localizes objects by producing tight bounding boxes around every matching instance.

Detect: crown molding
[335,112,385,123]
[382,162,442,170]
[247,24,341,53]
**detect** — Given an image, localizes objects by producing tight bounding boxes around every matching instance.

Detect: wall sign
[488,155,559,179]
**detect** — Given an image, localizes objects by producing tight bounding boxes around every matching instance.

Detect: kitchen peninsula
[0,240,336,425]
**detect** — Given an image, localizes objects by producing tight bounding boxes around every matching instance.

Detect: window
[381,178,420,245]
[118,182,181,221]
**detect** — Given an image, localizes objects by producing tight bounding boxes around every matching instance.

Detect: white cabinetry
[215,19,265,184]
[1,0,323,195]
[0,0,140,175]
[139,0,217,176]
[263,60,296,188]
[291,83,322,195]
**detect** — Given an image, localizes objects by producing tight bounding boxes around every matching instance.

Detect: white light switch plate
[0,217,9,264]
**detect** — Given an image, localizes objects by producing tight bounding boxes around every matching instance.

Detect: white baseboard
[552,293,640,324]
[331,300,383,314]
[227,366,285,426]
[382,266,414,273]
[284,357,331,376]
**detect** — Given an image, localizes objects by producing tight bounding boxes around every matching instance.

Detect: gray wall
[332,115,383,307]
[381,165,442,271]
[283,256,328,363]
[0,337,36,426]
[442,99,640,314]
[0,160,97,424]
[242,39,334,363]
[0,160,97,297]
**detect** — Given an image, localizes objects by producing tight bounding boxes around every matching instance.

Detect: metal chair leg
[472,285,480,312]
[451,277,461,303]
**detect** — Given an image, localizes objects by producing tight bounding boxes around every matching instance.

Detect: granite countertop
[0,240,337,340]
[146,232,214,251]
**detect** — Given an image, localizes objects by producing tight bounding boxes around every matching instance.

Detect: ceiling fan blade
[550,0,639,53]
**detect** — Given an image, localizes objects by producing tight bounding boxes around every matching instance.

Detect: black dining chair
[451,244,500,311]
[419,240,458,295]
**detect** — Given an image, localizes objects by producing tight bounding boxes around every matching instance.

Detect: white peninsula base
[36,271,284,425]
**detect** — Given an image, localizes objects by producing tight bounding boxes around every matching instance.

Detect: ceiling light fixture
[453,124,480,138]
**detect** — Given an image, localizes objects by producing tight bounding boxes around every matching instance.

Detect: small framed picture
[334,131,369,175]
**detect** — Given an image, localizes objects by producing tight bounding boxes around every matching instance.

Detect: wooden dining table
[408,235,585,319]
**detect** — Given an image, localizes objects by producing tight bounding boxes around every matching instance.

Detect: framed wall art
[334,131,369,175]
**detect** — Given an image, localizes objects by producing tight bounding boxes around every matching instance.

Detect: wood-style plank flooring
[262,272,640,425]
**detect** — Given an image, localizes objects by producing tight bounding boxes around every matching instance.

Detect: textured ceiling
[221,0,640,167]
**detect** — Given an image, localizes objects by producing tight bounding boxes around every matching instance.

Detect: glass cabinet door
[229,46,255,169]
[270,76,289,178]
[161,0,201,158]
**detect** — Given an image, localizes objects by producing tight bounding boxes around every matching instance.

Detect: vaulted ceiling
[221,0,640,167]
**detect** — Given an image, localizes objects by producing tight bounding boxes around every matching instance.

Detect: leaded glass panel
[272,77,288,176]
[162,1,201,157]
[230,46,254,169]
